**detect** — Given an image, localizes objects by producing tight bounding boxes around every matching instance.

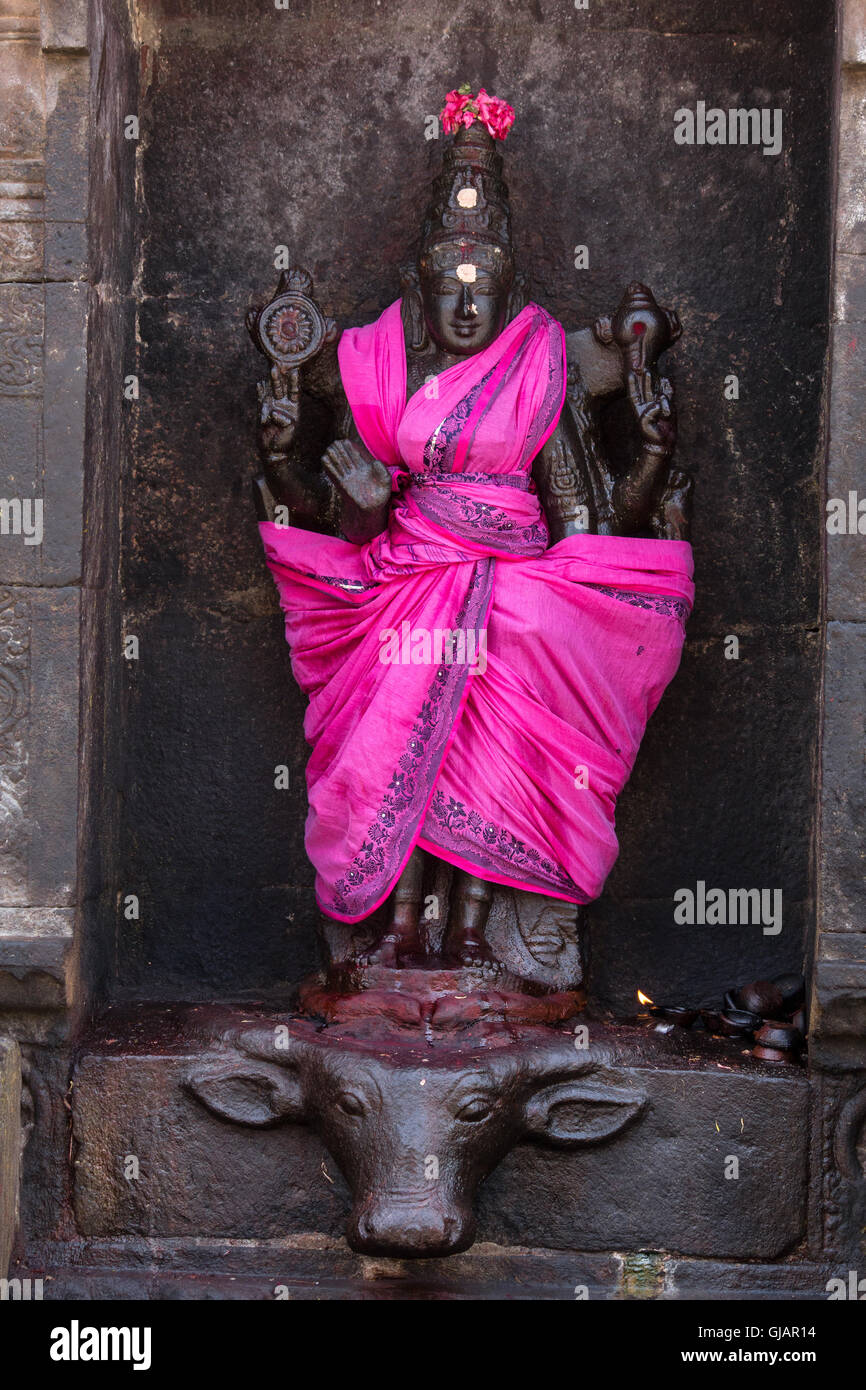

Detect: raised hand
[321,439,392,515]
[627,370,677,455]
[257,364,300,460]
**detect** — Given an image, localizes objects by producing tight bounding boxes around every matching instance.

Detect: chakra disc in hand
[255,291,326,367]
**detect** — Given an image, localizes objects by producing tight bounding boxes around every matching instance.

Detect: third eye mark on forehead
[434,267,496,293]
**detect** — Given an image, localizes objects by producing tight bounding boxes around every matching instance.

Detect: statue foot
[442,930,497,969]
[353,934,401,969]
[653,467,693,540]
[353,928,425,969]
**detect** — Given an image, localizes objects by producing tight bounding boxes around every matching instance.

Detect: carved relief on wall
[0,223,41,281]
[0,285,43,396]
[0,589,30,904]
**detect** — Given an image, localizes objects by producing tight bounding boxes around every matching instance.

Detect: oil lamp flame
[637,989,654,1007]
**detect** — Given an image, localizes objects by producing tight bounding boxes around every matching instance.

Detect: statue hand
[257,364,300,458]
[627,370,677,454]
[322,440,392,514]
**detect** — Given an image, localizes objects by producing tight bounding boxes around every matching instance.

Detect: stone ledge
[0,908,73,938]
[40,0,87,55]
[0,935,70,1011]
[11,1237,834,1301]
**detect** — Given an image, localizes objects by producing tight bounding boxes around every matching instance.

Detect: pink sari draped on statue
[260,300,694,922]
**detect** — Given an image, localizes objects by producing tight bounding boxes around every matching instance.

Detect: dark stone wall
[109,0,833,1005]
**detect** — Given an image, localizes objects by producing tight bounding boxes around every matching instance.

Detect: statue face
[420,243,512,357]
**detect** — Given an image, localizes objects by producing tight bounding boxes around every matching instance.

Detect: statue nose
[459,285,475,317]
[350,1203,475,1258]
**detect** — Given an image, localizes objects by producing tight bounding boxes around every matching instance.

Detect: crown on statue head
[421,87,516,267]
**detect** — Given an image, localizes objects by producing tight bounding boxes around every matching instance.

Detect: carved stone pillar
[808,0,866,1270]
[0,1035,21,1278]
[0,0,89,1275]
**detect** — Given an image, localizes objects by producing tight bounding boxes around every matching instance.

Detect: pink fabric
[260,299,694,922]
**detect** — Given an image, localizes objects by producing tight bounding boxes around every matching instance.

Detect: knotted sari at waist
[364,471,549,580]
[260,299,694,922]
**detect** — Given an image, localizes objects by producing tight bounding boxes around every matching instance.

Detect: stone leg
[356,847,427,967]
[444,870,496,966]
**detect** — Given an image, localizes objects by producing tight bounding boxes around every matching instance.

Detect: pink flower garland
[440,86,515,140]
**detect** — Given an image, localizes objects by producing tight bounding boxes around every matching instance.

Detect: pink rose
[444,88,511,138]
[440,88,515,139]
[441,89,474,134]
[474,88,495,122]
[476,90,515,139]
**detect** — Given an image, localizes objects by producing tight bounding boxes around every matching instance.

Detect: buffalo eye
[455,1096,494,1123]
[336,1091,366,1117]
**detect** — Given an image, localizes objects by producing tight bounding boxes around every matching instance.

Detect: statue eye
[456,1096,494,1123]
[336,1091,365,1117]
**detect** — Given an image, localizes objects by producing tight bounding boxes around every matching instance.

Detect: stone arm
[533,357,635,540]
[253,338,390,544]
[535,309,691,542]
[532,380,607,542]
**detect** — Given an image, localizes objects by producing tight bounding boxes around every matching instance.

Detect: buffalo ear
[184,1053,304,1129]
[524,1074,646,1147]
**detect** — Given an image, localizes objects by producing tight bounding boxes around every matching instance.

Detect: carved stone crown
[420,123,513,265]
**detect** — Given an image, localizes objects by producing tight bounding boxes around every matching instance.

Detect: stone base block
[67,1005,808,1262]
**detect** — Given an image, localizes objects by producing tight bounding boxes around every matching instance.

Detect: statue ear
[506,270,528,323]
[524,1073,645,1147]
[400,263,428,352]
[184,1052,305,1129]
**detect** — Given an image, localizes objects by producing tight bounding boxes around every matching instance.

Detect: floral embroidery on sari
[586,583,691,628]
[408,471,531,491]
[408,481,549,555]
[424,789,586,899]
[310,574,380,593]
[422,370,495,471]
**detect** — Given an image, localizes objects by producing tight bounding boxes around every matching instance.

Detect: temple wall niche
[0,1,88,1025]
[3,0,864,1299]
[109,0,832,1007]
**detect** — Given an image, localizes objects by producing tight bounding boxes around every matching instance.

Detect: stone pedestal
[13,1003,813,1291]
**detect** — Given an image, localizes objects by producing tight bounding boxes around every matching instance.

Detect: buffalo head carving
[185,1023,646,1259]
